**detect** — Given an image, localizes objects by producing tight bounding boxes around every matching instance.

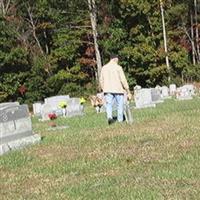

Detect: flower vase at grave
[48,113,57,120]
[59,101,67,117]
[48,113,57,127]
[80,97,86,105]
[62,108,66,117]
[80,97,86,112]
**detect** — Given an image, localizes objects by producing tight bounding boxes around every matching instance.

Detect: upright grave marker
[176,85,194,100]
[151,88,164,104]
[0,103,41,155]
[65,98,84,117]
[134,88,156,109]
[169,84,177,96]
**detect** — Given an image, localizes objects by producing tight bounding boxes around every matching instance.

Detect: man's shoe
[108,118,114,125]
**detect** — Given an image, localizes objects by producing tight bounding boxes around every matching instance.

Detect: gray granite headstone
[134,88,156,109]
[124,102,133,124]
[0,104,41,155]
[0,102,19,108]
[151,88,163,103]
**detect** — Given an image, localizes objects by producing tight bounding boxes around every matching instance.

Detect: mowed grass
[1,98,200,200]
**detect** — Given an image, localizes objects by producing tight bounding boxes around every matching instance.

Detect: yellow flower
[80,97,86,104]
[59,101,67,108]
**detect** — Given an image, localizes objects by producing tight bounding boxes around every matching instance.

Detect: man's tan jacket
[100,60,129,94]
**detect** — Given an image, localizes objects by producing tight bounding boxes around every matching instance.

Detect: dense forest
[0,0,200,103]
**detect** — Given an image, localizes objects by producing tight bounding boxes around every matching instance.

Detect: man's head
[110,54,119,63]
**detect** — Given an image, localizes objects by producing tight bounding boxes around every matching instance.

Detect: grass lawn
[1,98,200,200]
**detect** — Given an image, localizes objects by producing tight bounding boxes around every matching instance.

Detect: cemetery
[1,83,200,199]
[1,83,199,155]
[1,0,200,199]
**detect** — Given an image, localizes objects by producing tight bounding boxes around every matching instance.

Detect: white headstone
[161,86,170,99]
[182,84,195,96]
[41,103,55,121]
[33,102,43,116]
[169,84,177,96]
[134,85,142,91]
[44,95,70,110]
[176,86,193,100]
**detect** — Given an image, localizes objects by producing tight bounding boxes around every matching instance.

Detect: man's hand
[127,92,132,100]
[97,85,102,93]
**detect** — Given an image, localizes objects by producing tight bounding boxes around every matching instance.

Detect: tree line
[0,0,200,104]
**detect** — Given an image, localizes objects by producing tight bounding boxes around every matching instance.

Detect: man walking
[100,55,131,124]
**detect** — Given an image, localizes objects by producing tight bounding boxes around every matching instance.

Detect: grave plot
[33,95,85,120]
[176,85,194,100]
[161,86,171,99]
[134,88,156,109]
[65,98,84,117]
[151,88,164,104]
[0,103,41,155]
[169,84,177,96]
[33,102,43,117]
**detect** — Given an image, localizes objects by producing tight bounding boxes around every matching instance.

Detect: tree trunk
[27,6,44,55]
[190,10,196,65]
[160,0,170,83]
[43,31,49,54]
[87,0,102,82]
[194,0,200,63]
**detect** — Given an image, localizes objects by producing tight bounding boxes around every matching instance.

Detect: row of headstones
[93,85,176,112]
[0,102,41,155]
[134,84,196,109]
[92,84,196,111]
[33,95,84,121]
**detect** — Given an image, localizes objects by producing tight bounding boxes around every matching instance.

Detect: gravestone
[44,95,70,117]
[134,88,156,109]
[151,88,163,103]
[161,86,171,99]
[65,98,84,117]
[44,95,70,106]
[169,84,177,96]
[41,103,55,121]
[0,102,19,108]
[182,84,195,96]
[33,102,43,117]
[176,86,193,100]
[155,85,162,91]
[124,101,133,124]
[0,104,41,155]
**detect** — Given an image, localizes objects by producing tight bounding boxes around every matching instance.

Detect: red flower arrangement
[48,113,57,120]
